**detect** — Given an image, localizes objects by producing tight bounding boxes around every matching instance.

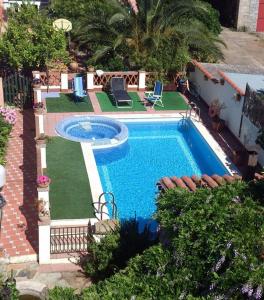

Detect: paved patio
[0,110,38,261]
[44,91,189,135]
[220,28,264,69]
[0,88,249,262]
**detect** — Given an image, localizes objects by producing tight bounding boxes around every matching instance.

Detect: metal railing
[94,192,118,220]
[186,102,201,122]
[50,225,90,254]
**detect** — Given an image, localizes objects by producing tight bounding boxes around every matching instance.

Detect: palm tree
[74,0,223,71]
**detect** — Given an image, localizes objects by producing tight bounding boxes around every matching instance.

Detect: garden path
[0,110,38,261]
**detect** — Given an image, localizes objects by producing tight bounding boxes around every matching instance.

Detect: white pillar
[61,73,68,91]
[37,114,44,134]
[87,72,94,90]
[138,71,146,90]
[33,71,40,80]
[36,89,41,102]
[38,187,50,212]
[38,222,51,264]
[40,144,47,169]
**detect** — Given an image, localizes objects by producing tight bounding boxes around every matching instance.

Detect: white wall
[189,67,264,166]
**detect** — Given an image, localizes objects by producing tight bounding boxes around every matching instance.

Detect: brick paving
[0,109,38,259]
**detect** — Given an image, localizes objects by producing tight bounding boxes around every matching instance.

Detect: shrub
[0,112,13,165]
[48,287,79,300]
[49,181,264,299]
[83,219,158,281]
[0,4,69,71]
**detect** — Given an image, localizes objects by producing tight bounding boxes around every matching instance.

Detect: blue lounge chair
[73,75,86,101]
[144,80,164,108]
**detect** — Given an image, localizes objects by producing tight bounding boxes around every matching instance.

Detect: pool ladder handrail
[186,102,201,122]
[96,192,117,221]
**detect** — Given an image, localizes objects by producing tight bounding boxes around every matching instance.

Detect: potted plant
[37,175,51,188]
[69,61,78,72]
[33,102,45,114]
[87,65,95,72]
[35,133,47,145]
[208,99,226,132]
[37,199,50,222]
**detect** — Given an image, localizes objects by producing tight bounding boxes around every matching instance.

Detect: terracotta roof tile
[158,174,245,192]
[218,71,245,96]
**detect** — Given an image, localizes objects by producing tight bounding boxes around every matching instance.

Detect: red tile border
[192,60,216,81]
[218,71,245,96]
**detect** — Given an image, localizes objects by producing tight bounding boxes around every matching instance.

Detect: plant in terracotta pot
[35,133,47,145]
[33,102,45,114]
[69,61,78,72]
[87,65,95,72]
[37,175,51,188]
[208,99,226,132]
[37,199,50,222]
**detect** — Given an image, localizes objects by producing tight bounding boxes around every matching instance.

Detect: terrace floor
[0,110,38,261]
[0,88,250,261]
[44,91,189,135]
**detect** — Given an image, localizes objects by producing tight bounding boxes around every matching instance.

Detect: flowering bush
[0,108,14,165]
[37,175,50,186]
[0,107,16,125]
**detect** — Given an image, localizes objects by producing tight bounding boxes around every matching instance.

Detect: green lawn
[154,92,189,110]
[96,92,146,112]
[46,137,94,219]
[46,93,94,113]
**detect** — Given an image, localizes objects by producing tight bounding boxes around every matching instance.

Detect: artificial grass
[46,137,94,219]
[96,92,146,112]
[46,93,94,113]
[154,92,189,111]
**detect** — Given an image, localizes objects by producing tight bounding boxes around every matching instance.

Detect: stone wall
[237,0,259,31]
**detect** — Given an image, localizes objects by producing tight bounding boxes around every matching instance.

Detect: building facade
[237,0,264,31]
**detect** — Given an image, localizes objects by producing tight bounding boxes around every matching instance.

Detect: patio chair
[110,77,133,108]
[73,75,86,101]
[144,80,164,108]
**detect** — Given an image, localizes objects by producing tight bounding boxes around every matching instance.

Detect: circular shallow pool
[56,116,128,149]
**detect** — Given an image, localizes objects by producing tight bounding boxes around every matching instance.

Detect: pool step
[94,219,119,235]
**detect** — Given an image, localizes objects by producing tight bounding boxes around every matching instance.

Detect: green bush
[48,181,264,299]
[0,115,12,165]
[83,219,157,281]
[0,4,69,71]
[48,287,79,300]
[0,275,19,300]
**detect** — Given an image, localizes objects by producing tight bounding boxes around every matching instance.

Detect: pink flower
[0,106,16,125]
[37,175,50,185]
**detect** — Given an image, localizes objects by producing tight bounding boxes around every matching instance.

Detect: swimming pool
[94,119,229,222]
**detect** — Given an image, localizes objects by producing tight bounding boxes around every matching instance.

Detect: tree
[0,4,69,71]
[71,0,223,72]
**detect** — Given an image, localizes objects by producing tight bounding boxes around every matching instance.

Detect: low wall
[32,70,155,92]
[189,66,264,166]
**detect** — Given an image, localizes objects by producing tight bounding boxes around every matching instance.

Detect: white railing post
[61,72,68,92]
[38,221,51,264]
[87,72,94,90]
[34,112,45,136]
[138,70,146,91]
[38,186,50,212]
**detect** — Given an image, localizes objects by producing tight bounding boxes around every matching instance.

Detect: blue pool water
[94,120,229,222]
